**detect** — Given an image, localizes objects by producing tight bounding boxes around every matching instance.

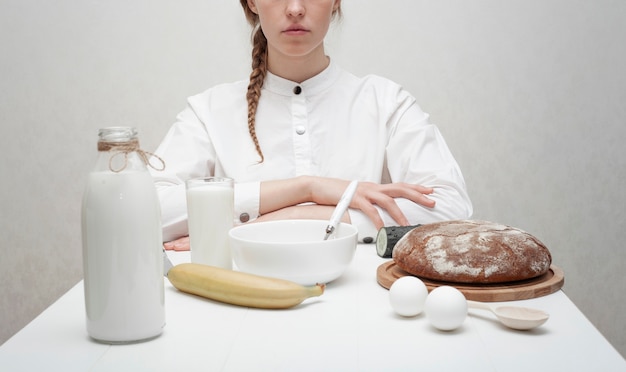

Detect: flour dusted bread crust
[392,220,552,284]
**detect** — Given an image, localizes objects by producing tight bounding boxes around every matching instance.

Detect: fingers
[380,183,435,206]
[356,193,408,227]
[353,182,436,227]
[163,236,191,251]
[407,188,436,208]
[357,200,386,230]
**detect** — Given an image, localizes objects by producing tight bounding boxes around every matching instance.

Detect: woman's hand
[310,178,435,230]
[164,236,190,251]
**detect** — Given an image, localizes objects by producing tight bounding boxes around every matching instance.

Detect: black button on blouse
[293,86,302,95]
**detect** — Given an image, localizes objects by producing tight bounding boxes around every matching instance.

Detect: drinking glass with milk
[186,177,234,269]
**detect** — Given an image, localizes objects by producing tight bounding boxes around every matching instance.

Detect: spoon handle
[324,180,358,240]
[466,300,494,312]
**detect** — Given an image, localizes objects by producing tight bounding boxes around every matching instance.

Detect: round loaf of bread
[392,220,552,284]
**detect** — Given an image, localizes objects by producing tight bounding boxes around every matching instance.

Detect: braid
[246,27,268,163]
[239,0,267,163]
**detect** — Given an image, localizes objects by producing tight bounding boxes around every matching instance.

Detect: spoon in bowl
[467,300,549,330]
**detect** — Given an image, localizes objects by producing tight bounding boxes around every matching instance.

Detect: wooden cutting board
[377,261,564,302]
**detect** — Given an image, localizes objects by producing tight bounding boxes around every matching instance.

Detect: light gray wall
[1,0,624,358]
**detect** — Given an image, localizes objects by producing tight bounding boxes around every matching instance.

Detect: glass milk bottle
[81,127,165,343]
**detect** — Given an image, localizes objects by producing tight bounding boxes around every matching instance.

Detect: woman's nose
[286,0,305,17]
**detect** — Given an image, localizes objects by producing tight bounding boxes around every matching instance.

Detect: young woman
[153,0,472,250]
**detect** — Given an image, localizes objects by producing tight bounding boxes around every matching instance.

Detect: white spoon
[467,300,549,330]
[323,180,358,240]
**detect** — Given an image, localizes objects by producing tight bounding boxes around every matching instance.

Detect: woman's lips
[284,25,309,35]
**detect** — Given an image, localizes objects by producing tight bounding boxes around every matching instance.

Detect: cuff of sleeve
[234,181,261,225]
[162,216,189,243]
[348,209,378,244]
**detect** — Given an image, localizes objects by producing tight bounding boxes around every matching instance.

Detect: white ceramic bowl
[229,219,358,285]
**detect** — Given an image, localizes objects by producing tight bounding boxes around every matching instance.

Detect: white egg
[389,276,428,317]
[424,286,468,331]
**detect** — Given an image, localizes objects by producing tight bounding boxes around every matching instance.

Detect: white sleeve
[389,87,471,219]
[351,87,473,243]
[150,105,265,242]
[150,106,215,242]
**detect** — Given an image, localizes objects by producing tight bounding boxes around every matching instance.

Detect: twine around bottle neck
[98,138,166,173]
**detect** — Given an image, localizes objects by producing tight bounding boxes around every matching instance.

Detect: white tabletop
[1,245,624,371]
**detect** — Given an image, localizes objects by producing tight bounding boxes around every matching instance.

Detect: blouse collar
[263,59,340,97]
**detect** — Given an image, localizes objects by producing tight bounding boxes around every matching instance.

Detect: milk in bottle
[81,127,165,343]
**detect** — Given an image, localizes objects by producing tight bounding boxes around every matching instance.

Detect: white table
[1,245,624,371]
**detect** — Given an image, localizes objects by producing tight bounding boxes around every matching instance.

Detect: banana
[167,263,325,309]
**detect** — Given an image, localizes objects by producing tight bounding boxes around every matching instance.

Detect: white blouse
[150,61,472,242]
